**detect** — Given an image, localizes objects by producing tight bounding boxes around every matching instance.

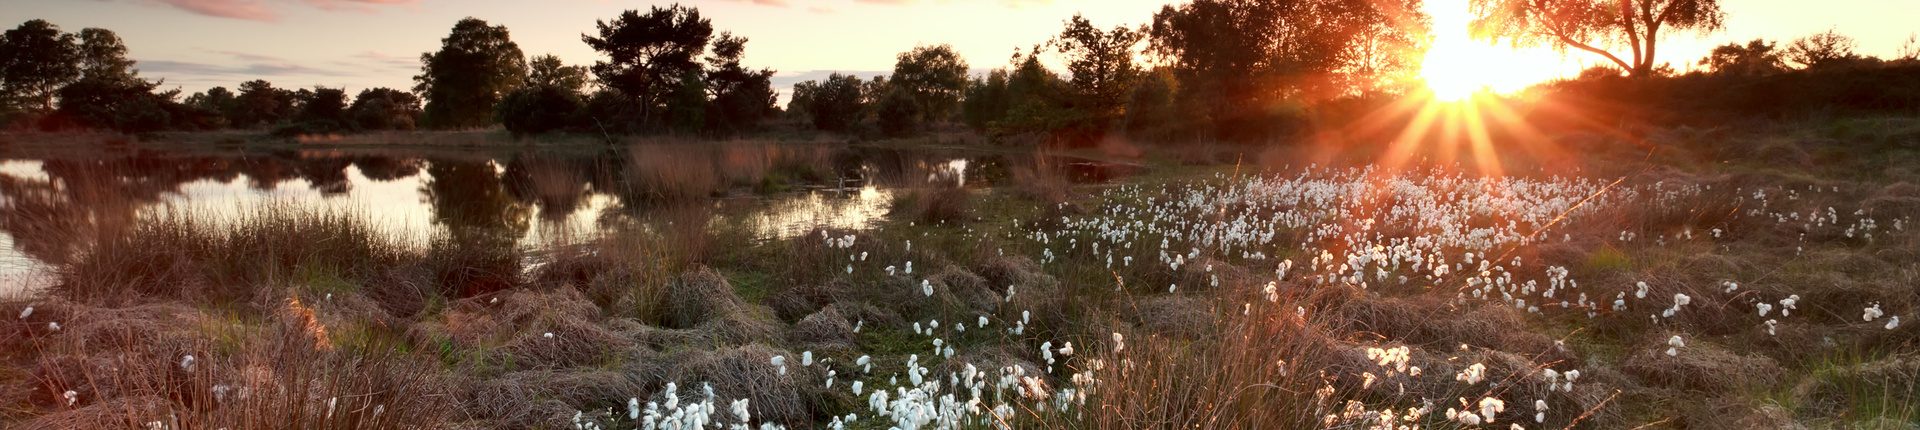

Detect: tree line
[0,4,779,137]
[3,0,1918,140]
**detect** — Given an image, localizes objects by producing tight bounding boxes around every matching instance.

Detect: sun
[1417,0,1568,101]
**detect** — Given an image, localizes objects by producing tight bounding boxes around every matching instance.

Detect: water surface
[0,144,1138,297]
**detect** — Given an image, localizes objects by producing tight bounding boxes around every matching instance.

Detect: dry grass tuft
[767,280,849,323]
[666,344,814,428]
[650,266,747,329]
[928,265,1002,313]
[1133,296,1216,339]
[791,305,856,346]
[1621,334,1784,393]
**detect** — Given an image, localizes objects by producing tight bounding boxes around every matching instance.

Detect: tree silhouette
[230,80,291,128]
[76,28,137,83]
[1470,0,1725,77]
[796,73,866,132]
[528,54,590,93]
[701,32,776,135]
[583,4,713,130]
[1150,0,1428,140]
[0,20,81,113]
[348,87,422,130]
[1784,28,1859,69]
[1050,14,1146,134]
[416,17,527,129]
[1699,39,1784,77]
[498,55,587,136]
[889,44,969,124]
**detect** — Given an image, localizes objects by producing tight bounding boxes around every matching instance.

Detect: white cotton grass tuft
[1666,335,1685,356]
[803,351,813,367]
[180,355,196,372]
[1112,332,1125,353]
[18,306,31,319]
[1887,316,1901,330]
[922,280,933,297]
[1863,303,1884,322]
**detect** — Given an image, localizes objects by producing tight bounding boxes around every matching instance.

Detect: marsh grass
[58,204,415,306]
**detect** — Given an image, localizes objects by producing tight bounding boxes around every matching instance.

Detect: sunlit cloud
[718,0,792,7]
[140,59,338,77]
[116,0,418,22]
[129,0,278,22]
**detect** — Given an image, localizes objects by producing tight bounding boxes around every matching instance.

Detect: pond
[0,143,1140,298]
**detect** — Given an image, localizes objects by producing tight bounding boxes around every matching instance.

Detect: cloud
[118,0,418,22]
[134,0,279,22]
[340,51,418,70]
[718,0,791,6]
[140,59,338,78]
[807,5,835,13]
[211,50,285,63]
[294,0,419,13]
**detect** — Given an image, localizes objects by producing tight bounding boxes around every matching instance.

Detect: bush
[495,84,584,136]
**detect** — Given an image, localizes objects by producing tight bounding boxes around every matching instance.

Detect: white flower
[180,355,195,372]
[47,322,60,331]
[1757,303,1773,317]
[1863,303,1884,322]
[803,351,813,367]
[1112,332,1125,353]
[1887,316,1901,330]
[922,280,933,297]
[18,306,32,319]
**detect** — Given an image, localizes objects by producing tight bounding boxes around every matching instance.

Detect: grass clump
[58,204,413,306]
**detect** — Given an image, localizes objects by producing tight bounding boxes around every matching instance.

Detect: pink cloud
[125,0,419,22]
[139,0,280,22]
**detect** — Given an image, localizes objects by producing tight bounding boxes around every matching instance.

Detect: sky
[6,0,1919,102]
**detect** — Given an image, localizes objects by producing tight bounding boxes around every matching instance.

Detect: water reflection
[0,144,1140,297]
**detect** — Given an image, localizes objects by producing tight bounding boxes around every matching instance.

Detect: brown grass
[5,298,452,430]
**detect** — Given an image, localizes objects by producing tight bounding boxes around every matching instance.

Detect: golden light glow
[1419,0,1573,101]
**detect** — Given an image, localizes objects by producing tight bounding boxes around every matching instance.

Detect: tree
[797,73,866,132]
[348,87,421,130]
[53,74,174,133]
[1049,14,1146,133]
[185,86,238,128]
[76,28,137,83]
[1784,28,1859,69]
[416,17,527,129]
[297,86,350,127]
[495,83,583,135]
[876,86,919,137]
[528,54,590,93]
[1469,0,1725,77]
[582,4,713,129]
[961,69,1010,131]
[1150,0,1428,139]
[0,20,81,112]
[1699,39,1784,77]
[231,80,291,128]
[498,55,588,136]
[889,44,969,124]
[701,32,776,134]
